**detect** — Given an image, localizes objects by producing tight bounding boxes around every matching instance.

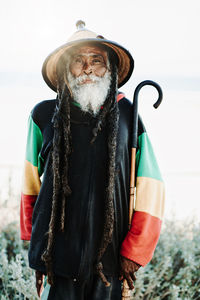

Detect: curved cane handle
[133,80,163,109]
[132,80,163,149]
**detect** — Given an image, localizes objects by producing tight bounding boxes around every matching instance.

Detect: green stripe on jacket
[25,115,44,176]
[136,132,163,181]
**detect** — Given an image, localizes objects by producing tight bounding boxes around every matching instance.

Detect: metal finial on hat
[76,20,86,31]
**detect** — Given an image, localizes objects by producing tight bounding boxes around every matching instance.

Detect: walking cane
[121,80,163,300]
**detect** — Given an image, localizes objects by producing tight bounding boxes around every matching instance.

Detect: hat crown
[67,20,97,43]
[76,20,86,31]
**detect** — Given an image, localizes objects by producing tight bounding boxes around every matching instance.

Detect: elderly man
[20,21,165,300]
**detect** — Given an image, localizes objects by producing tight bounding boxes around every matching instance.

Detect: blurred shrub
[133,218,200,299]
[0,222,38,299]
[0,219,200,299]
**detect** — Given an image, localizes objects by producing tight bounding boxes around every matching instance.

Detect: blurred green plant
[0,219,200,299]
[132,218,200,299]
[0,222,38,299]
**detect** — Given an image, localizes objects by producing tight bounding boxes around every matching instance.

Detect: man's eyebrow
[92,54,104,59]
[72,53,104,58]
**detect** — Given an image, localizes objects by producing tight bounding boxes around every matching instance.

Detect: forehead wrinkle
[74,54,106,67]
[72,53,105,59]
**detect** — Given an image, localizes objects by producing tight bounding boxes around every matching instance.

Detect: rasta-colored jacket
[20,93,165,281]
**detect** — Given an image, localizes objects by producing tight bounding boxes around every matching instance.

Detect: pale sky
[0,0,200,219]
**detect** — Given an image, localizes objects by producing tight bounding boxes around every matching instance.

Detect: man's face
[66,45,111,115]
[69,46,108,84]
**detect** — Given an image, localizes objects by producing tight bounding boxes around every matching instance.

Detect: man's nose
[83,62,93,75]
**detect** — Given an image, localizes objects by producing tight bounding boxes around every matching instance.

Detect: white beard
[67,71,111,115]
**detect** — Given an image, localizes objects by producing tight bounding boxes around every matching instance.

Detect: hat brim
[42,38,134,92]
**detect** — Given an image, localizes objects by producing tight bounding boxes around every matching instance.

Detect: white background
[0,0,200,220]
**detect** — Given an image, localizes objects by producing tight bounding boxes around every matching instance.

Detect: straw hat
[42,21,134,92]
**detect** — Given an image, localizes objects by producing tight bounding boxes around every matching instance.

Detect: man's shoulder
[31,99,56,116]
[31,99,56,128]
[118,93,133,111]
[118,94,146,134]
[120,97,132,107]
[117,92,132,107]
[118,94,133,120]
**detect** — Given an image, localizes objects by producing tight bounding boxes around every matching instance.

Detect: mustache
[75,74,102,85]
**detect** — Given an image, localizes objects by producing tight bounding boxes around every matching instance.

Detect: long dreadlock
[41,77,73,285]
[41,46,119,286]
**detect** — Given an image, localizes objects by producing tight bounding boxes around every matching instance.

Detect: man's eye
[74,58,83,64]
[92,59,103,64]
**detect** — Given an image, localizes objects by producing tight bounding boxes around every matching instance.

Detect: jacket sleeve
[20,114,44,240]
[120,129,165,266]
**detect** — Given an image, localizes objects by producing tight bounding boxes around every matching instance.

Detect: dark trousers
[42,275,122,300]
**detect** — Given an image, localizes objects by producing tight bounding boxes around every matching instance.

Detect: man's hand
[119,256,141,290]
[35,270,44,297]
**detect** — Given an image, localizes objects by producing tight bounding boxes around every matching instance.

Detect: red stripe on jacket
[120,211,162,266]
[100,93,125,108]
[20,193,37,240]
[117,93,125,102]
